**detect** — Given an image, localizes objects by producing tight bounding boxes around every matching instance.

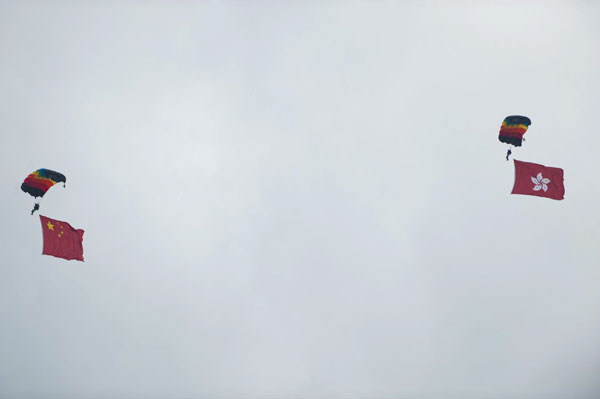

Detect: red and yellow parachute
[21,168,66,214]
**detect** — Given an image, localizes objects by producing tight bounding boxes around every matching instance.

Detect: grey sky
[1,1,600,397]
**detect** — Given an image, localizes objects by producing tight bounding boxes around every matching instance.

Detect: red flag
[39,215,85,261]
[512,160,565,200]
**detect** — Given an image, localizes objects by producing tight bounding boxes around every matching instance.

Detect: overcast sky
[1,1,600,397]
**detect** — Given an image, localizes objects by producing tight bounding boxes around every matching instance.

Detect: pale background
[1,1,600,397]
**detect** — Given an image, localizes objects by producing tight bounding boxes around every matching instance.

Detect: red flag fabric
[512,160,565,200]
[39,215,85,261]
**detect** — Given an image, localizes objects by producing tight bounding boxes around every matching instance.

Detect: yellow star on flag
[47,221,54,231]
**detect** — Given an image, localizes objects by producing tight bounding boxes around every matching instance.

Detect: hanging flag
[511,160,565,200]
[39,215,85,261]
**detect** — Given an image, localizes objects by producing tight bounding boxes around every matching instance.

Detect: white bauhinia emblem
[531,172,550,192]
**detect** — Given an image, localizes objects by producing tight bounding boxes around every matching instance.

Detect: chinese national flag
[512,160,565,200]
[39,215,85,261]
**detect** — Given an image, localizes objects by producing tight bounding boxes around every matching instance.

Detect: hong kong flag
[39,215,85,261]
[511,160,565,200]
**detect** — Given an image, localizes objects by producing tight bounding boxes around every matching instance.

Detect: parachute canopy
[499,115,531,147]
[21,168,66,198]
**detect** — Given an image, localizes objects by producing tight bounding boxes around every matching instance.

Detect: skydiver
[506,148,512,161]
[31,203,39,215]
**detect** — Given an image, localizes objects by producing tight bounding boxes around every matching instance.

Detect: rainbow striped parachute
[499,115,531,147]
[21,169,66,214]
